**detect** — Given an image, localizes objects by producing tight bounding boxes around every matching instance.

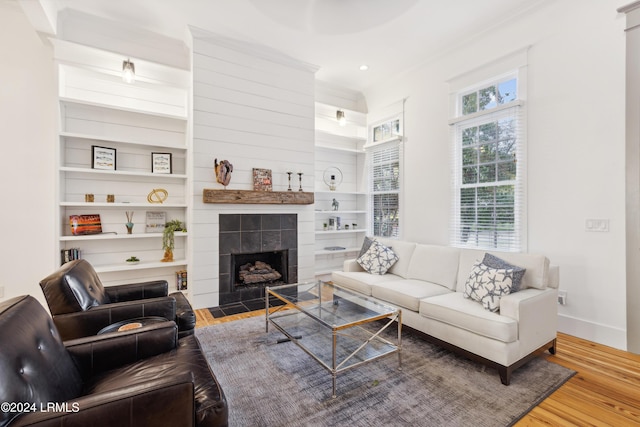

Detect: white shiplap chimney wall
[189,27,318,308]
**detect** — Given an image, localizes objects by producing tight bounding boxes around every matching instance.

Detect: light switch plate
[585,219,609,232]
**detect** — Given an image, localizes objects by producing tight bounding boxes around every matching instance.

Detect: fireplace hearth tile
[241,214,262,231]
[219,214,240,232]
[220,232,241,254]
[262,214,281,230]
[219,254,230,274]
[282,214,297,230]
[218,303,247,316]
[241,231,262,253]
[281,229,297,248]
[261,231,281,251]
[244,298,267,311]
[208,307,225,318]
[218,273,231,293]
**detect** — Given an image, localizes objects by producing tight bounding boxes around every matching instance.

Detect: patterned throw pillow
[482,253,526,292]
[357,239,399,275]
[358,236,375,258]
[463,261,514,312]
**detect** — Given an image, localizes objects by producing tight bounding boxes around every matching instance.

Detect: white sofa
[331,238,559,385]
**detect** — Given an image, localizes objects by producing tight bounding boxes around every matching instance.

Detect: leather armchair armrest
[9,374,195,427]
[65,321,178,378]
[52,297,177,340]
[105,280,169,302]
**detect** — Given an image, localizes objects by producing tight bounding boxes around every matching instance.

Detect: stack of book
[176,270,187,290]
[61,248,81,265]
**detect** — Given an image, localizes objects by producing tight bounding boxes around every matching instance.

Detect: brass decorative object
[147,188,168,204]
[107,194,115,203]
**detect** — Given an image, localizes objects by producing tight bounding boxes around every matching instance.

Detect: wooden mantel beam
[202,189,314,205]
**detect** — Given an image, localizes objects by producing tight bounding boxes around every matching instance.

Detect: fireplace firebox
[232,250,288,289]
[219,214,297,305]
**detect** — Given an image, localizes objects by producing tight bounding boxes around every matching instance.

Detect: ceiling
[51,0,549,92]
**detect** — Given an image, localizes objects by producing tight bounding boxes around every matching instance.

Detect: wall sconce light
[336,110,346,126]
[122,59,135,83]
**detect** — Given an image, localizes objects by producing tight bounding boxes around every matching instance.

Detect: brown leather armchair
[0,295,228,427]
[39,259,196,340]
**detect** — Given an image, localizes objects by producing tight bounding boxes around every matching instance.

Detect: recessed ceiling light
[359,64,369,71]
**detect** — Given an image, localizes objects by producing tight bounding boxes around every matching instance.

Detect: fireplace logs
[238,261,282,285]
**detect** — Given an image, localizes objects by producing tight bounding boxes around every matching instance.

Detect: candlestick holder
[297,172,303,191]
[287,171,293,191]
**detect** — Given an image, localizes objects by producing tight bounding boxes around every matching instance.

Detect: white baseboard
[558,314,627,351]
[192,292,219,310]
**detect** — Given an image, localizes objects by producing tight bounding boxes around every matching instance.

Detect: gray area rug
[196,315,574,427]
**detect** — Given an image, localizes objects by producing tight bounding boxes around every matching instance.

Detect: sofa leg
[548,339,557,355]
[499,367,511,386]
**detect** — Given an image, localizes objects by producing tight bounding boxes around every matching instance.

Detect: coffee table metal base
[266,282,402,398]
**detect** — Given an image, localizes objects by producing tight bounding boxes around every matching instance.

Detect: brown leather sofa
[39,259,196,340]
[0,295,228,427]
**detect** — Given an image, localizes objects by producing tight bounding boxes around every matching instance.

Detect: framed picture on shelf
[146,211,166,233]
[69,214,102,235]
[91,146,116,170]
[152,152,172,174]
[252,168,272,191]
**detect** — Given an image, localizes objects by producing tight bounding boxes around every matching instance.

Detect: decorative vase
[126,222,134,234]
[161,249,174,262]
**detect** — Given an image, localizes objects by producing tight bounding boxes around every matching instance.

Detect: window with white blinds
[450,74,526,252]
[369,141,401,238]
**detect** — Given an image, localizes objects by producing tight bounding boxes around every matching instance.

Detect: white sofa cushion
[456,249,550,292]
[331,271,401,296]
[419,292,518,343]
[407,244,460,291]
[371,279,452,312]
[375,238,416,278]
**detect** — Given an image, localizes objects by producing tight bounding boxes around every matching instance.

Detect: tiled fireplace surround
[218,214,298,305]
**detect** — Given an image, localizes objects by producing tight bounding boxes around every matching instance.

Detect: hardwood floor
[195,309,640,426]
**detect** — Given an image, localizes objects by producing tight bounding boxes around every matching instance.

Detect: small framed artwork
[69,214,102,235]
[152,152,172,174]
[91,146,116,170]
[145,211,166,233]
[252,168,273,191]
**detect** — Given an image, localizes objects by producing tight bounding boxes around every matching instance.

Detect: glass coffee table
[266,281,402,398]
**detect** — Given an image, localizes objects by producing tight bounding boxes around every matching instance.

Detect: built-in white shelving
[60,166,188,180]
[314,102,368,278]
[54,41,191,293]
[59,131,187,150]
[94,259,188,274]
[60,202,188,208]
[59,231,188,241]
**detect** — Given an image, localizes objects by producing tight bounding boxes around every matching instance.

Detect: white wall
[0,1,56,306]
[189,28,317,308]
[364,0,628,349]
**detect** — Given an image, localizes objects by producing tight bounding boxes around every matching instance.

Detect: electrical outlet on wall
[557,290,567,305]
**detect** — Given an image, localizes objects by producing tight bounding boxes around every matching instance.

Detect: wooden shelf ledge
[203,189,314,205]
